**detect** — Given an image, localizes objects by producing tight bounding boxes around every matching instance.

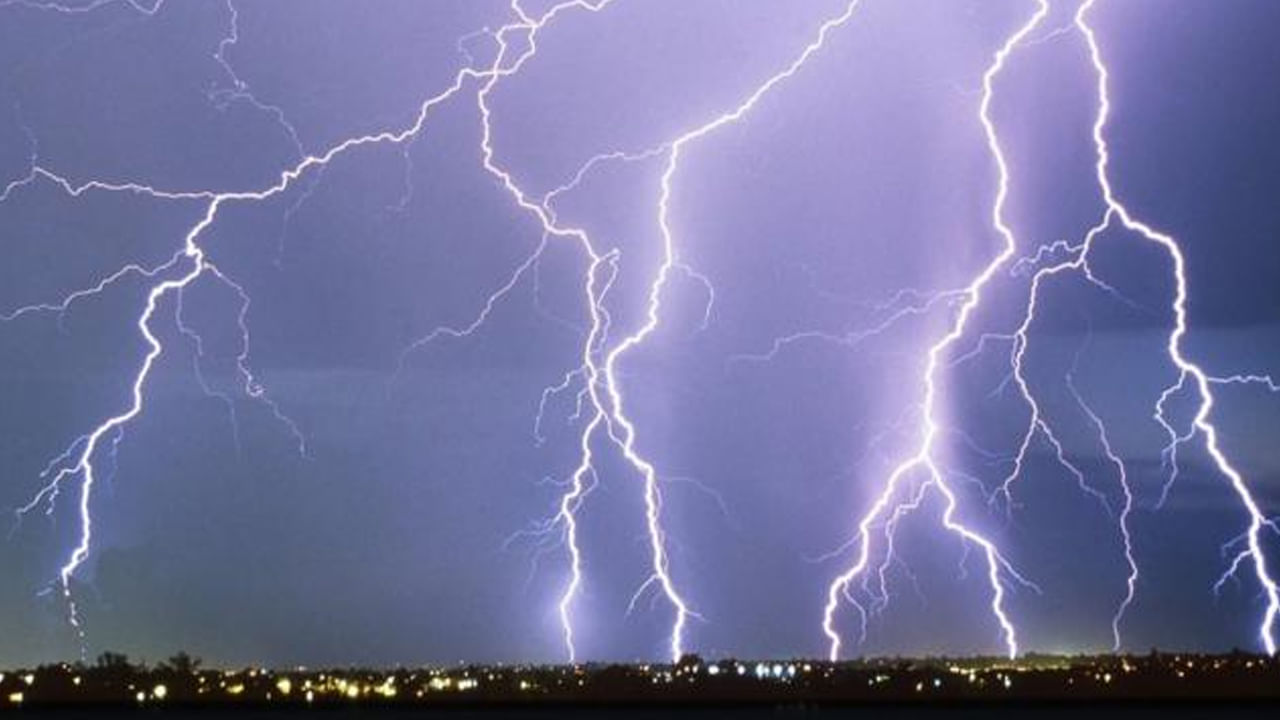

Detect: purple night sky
[1,0,1279,667]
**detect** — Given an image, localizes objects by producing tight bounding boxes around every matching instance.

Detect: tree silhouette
[159,652,202,674]
[94,651,131,671]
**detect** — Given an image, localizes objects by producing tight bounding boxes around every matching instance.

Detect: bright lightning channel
[1075,0,1279,655]
[428,0,869,663]
[822,0,1052,662]
[599,0,870,663]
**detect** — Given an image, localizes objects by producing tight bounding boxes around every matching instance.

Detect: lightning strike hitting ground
[1075,0,1280,655]
[428,0,868,662]
[821,0,1280,660]
[1067,365,1137,651]
[595,0,870,662]
[1,0,614,649]
[420,0,653,664]
[823,0,1051,662]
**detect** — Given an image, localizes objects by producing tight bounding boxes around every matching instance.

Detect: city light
[0,652,1276,705]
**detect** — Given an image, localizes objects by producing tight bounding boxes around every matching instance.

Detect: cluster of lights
[0,663,502,704]
[0,654,1277,704]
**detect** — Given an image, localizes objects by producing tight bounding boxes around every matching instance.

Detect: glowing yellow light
[135,691,146,703]
[7,692,23,705]
[276,678,293,695]
[227,683,245,695]
[153,684,168,700]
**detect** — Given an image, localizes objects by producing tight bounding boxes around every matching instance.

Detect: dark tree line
[89,650,202,674]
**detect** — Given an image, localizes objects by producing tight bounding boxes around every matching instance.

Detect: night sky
[2,0,1279,668]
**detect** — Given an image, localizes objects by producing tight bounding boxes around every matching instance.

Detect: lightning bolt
[823,0,1051,662]
[409,0,644,664]
[1062,328,1137,652]
[994,220,1123,519]
[425,0,867,662]
[729,287,965,366]
[2,0,612,650]
[16,199,219,651]
[819,0,1278,660]
[597,0,870,662]
[1075,0,1280,655]
[0,0,161,16]
[210,0,306,161]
